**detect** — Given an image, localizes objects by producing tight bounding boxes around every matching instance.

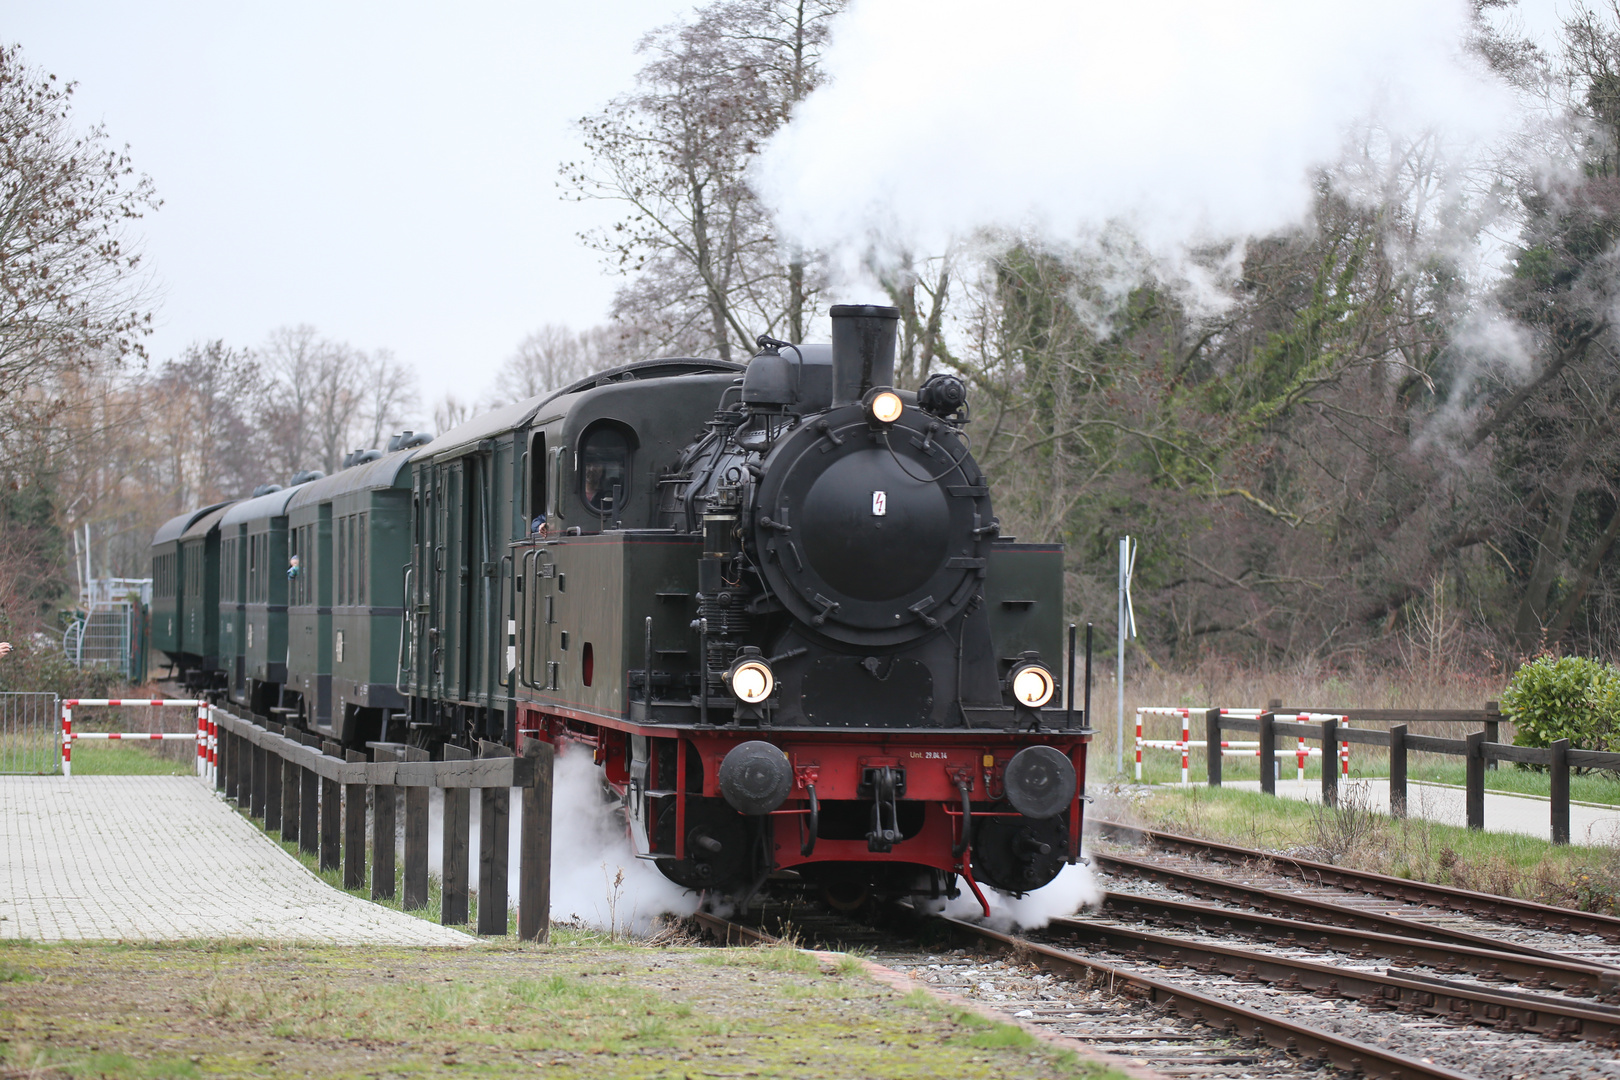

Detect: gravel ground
[872,946,1303,1079]
[871,934,1620,1080]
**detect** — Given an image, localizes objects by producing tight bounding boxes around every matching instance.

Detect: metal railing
[0,692,61,774]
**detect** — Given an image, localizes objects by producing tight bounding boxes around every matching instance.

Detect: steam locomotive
[151,304,1091,913]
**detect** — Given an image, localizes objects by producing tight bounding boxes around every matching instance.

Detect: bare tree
[0,44,159,428]
[310,342,367,473]
[362,347,419,450]
[562,0,842,357]
[259,325,325,477]
[487,324,605,406]
[433,392,475,436]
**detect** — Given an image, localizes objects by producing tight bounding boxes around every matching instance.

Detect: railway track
[686,818,1620,1079]
[1095,819,1620,943]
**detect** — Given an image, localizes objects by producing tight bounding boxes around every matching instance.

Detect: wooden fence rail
[1205,707,1620,846]
[209,706,554,940]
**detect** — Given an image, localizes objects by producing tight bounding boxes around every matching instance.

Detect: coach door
[443,461,470,701]
[533,545,557,695]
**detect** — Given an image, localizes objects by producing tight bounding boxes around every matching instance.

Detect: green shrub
[1502,654,1620,752]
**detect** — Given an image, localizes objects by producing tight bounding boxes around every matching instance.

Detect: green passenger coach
[279,447,418,744]
[151,500,232,688]
[219,483,312,716]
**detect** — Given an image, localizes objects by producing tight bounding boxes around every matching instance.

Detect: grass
[0,938,1127,1080]
[1138,783,1620,913]
[65,739,196,776]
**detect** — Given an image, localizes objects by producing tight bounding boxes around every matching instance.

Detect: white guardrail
[60,699,214,780]
[1135,707,1350,783]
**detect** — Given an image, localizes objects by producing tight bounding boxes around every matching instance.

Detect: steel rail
[1097,891,1618,997]
[1095,852,1596,968]
[1095,819,1620,941]
[934,914,1483,1080]
[1044,916,1620,1045]
[691,910,776,946]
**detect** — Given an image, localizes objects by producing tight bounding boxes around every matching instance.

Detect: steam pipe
[643,616,653,705]
[1066,622,1076,729]
[1084,623,1094,731]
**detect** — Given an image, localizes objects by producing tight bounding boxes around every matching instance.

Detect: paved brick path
[0,776,473,945]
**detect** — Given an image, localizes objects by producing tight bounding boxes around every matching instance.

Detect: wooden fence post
[372,747,398,901]
[241,736,253,813]
[402,746,430,910]
[1320,716,1338,809]
[224,730,240,802]
[251,740,267,819]
[441,744,472,926]
[215,725,228,792]
[1550,738,1571,845]
[282,749,302,845]
[1484,702,1500,771]
[300,763,319,856]
[1389,725,1407,819]
[281,748,300,844]
[477,740,512,936]
[1465,730,1485,831]
[1259,712,1276,796]
[264,748,283,833]
[519,739,555,943]
[319,741,342,873]
[344,750,367,890]
[1204,709,1222,787]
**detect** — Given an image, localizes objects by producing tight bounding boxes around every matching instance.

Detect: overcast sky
[2,1,693,421]
[3,1,1576,432]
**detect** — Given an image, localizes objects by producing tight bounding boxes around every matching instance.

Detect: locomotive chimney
[829,304,900,406]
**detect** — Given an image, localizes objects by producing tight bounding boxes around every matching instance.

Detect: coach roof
[178,503,233,542]
[152,501,233,547]
[420,357,744,464]
[220,482,310,527]
[286,446,416,511]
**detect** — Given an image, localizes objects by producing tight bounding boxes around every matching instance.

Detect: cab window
[579,426,629,515]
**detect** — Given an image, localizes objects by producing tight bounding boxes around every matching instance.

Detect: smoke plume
[758,0,1521,273]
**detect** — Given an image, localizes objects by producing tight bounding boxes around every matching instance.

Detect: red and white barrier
[1135,707,1352,783]
[60,699,209,780]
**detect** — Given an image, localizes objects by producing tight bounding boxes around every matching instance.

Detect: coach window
[578,423,633,516]
[528,432,546,531]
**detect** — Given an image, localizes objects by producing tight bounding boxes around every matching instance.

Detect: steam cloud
[759,0,1522,267]
[918,861,1104,932]
[542,748,702,934]
[427,746,700,936]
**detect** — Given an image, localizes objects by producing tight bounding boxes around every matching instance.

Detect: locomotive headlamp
[1011,664,1056,708]
[727,657,775,704]
[867,389,904,425]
